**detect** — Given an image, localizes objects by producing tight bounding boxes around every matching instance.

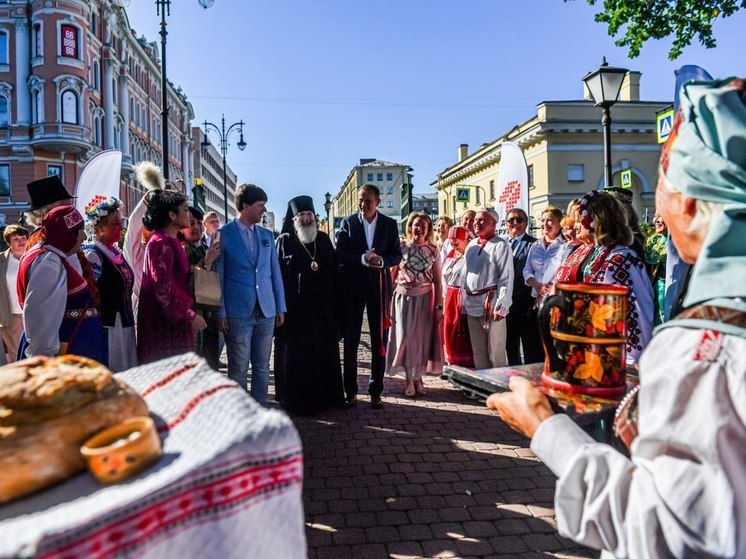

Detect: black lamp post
[582,57,629,188]
[323,192,332,230]
[201,115,246,222]
[154,0,215,180]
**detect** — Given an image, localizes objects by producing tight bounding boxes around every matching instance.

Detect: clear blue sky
[123,0,745,217]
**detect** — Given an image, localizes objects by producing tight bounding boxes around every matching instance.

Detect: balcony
[29,122,92,153]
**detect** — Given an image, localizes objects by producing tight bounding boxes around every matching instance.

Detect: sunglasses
[507,217,526,224]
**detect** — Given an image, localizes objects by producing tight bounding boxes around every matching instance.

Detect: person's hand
[436,306,444,322]
[486,377,554,438]
[204,242,221,268]
[192,314,208,332]
[218,318,229,333]
[364,249,382,267]
[275,312,285,328]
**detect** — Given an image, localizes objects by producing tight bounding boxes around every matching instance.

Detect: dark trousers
[342,286,388,399]
[506,301,544,365]
[196,311,221,371]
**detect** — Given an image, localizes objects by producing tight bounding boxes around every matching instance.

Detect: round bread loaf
[0,355,149,502]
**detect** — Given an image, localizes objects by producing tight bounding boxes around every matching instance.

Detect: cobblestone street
[278,329,598,559]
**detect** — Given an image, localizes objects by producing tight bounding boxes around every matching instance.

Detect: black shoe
[370,395,383,409]
[343,395,357,408]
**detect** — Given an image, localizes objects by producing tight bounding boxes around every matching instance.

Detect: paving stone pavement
[273,329,600,559]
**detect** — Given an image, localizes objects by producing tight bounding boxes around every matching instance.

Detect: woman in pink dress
[137,189,206,363]
[386,212,443,396]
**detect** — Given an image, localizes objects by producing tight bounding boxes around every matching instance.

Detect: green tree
[575,0,745,59]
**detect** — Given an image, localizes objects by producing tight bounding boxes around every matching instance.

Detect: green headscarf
[661,78,746,307]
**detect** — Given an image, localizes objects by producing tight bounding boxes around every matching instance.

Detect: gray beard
[294,222,317,244]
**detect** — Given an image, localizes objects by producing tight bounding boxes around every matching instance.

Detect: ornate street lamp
[153,0,215,180]
[201,115,246,222]
[582,57,629,188]
[323,192,332,230]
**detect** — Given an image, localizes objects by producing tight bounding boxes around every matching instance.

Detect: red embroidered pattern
[693,330,723,362]
[38,455,304,559]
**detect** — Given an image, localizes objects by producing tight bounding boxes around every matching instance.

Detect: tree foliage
[574,0,745,59]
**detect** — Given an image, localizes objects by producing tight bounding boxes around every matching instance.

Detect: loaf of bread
[0,355,149,503]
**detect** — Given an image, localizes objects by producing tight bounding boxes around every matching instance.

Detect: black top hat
[27,176,74,211]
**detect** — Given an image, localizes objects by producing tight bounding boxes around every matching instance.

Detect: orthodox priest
[274,196,344,414]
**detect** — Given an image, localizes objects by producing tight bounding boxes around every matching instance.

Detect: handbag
[193,265,221,310]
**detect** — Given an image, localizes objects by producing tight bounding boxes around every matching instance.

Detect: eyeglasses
[506,217,526,224]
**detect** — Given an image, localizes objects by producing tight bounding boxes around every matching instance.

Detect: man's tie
[247,226,258,261]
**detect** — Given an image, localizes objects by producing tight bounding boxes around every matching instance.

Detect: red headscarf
[42,205,84,254]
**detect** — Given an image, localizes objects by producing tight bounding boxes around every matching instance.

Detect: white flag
[494,141,529,236]
[75,150,123,215]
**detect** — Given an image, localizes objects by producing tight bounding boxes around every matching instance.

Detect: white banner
[75,150,123,215]
[494,141,529,236]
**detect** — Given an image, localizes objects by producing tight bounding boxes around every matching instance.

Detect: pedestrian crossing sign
[656,108,675,144]
[620,169,632,189]
[456,187,470,203]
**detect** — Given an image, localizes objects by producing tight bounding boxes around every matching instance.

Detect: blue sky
[123,0,745,217]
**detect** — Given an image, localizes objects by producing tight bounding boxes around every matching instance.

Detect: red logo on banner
[85,195,108,213]
[499,179,522,210]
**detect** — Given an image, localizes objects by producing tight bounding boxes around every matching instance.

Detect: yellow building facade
[432,73,669,233]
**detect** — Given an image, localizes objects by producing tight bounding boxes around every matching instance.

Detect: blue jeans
[225,309,275,405]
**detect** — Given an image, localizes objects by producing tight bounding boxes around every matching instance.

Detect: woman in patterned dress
[441,226,474,367]
[83,197,137,372]
[386,212,443,396]
[136,190,207,363]
[554,190,654,363]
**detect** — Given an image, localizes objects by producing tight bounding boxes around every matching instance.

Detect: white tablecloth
[0,353,307,558]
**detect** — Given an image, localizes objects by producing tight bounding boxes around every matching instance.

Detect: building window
[386,187,393,195]
[129,98,134,121]
[0,164,9,197]
[61,90,78,124]
[476,187,481,205]
[60,25,79,59]
[0,31,7,64]
[33,90,44,123]
[528,164,535,189]
[0,96,8,127]
[367,173,373,181]
[377,173,383,181]
[386,173,393,181]
[387,200,393,208]
[567,164,585,182]
[94,116,102,146]
[48,165,63,182]
[489,180,495,200]
[33,24,43,58]
[93,61,100,91]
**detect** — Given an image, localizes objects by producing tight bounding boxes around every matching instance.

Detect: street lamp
[153,0,215,180]
[201,115,246,222]
[324,192,332,230]
[582,57,629,188]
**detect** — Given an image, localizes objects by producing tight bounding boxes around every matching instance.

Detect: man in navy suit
[215,184,286,405]
[504,207,542,365]
[335,185,402,409]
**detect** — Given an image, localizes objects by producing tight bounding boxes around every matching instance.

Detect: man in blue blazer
[335,184,402,409]
[504,207,542,365]
[215,184,286,405]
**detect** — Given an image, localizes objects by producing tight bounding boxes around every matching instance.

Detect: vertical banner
[60,25,78,58]
[75,150,123,216]
[494,141,529,236]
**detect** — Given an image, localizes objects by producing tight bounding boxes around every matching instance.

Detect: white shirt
[5,255,21,314]
[531,315,746,558]
[359,212,381,267]
[523,236,565,297]
[461,235,514,317]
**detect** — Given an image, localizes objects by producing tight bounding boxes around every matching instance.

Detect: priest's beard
[294,220,318,245]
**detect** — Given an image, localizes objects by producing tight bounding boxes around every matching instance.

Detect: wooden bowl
[80,416,162,484]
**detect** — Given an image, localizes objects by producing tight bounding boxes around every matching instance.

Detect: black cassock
[274,230,344,414]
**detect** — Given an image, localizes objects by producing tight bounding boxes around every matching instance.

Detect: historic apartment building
[191,126,237,223]
[0,0,195,224]
[432,72,668,233]
[331,158,413,231]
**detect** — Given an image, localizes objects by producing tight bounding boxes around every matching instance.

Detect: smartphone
[212,231,221,243]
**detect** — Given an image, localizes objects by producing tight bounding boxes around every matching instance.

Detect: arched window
[93,116,102,146]
[129,97,134,121]
[0,96,8,127]
[61,90,78,124]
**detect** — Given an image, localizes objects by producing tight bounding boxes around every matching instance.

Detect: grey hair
[661,173,726,234]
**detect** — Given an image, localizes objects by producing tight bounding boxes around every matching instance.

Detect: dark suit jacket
[335,212,402,297]
[509,233,537,310]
